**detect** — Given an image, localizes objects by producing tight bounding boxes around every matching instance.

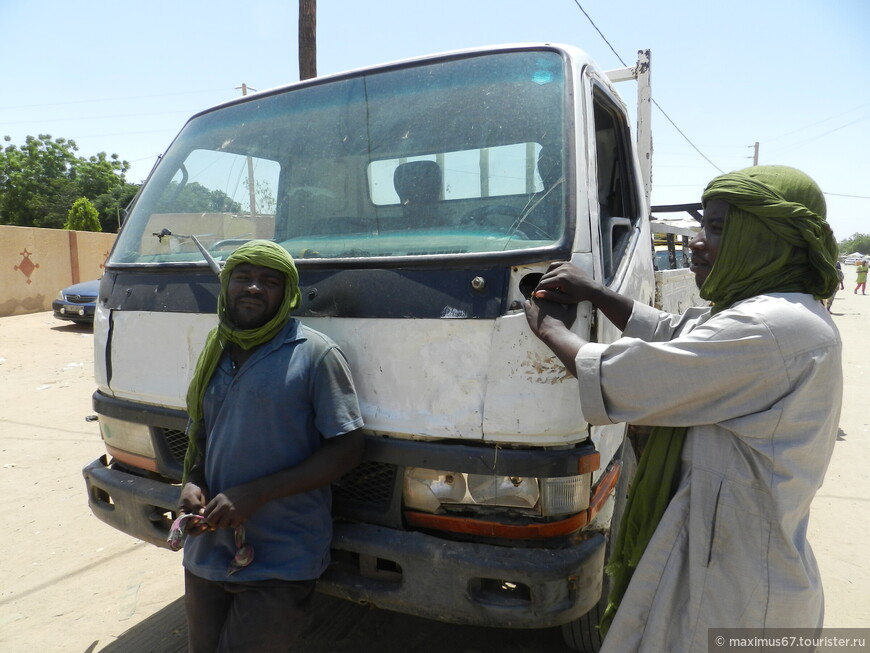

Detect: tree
[64,197,102,231]
[0,134,135,231]
[838,233,870,256]
[155,181,242,214]
[92,182,141,232]
[243,176,277,215]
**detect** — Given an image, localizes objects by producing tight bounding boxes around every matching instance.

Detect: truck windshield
[110,49,568,265]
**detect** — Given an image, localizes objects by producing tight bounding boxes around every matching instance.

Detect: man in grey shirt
[525,166,842,652]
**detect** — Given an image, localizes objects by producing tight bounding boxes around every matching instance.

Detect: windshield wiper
[153,228,222,276]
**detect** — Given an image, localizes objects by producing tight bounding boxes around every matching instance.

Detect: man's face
[226,263,286,329]
[689,199,729,289]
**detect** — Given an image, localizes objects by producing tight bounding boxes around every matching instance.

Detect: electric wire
[570,0,723,173]
[764,114,870,159]
[825,192,870,200]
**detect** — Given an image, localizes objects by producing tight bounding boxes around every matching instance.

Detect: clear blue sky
[2,0,868,240]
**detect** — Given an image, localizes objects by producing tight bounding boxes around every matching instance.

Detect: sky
[1,0,868,241]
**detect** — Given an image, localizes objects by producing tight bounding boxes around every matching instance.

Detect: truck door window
[592,88,639,282]
[369,143,546,206]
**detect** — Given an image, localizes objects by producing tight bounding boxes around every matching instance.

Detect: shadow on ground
[87,594,574,653]
[49,318,93,330]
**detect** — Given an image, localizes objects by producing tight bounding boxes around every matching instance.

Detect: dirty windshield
[110,49,568,265]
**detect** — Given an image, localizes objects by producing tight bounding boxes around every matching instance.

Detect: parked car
[52,279,99,324]
[844,256,867,265]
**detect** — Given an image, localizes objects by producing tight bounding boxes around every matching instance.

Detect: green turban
[700,165,839,312]
[182,240,300,482]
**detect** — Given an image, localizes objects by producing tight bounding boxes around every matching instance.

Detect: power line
[653,101,723,173]
[825,192,870,200]
[570,0,627,66]
[764,114,870,159]
[0,88,229,112]
[2,109,194,126]
[763,102,870,145]
[569,0,723,173]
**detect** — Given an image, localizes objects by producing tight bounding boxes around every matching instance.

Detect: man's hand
[524,296,576,340]
[532,262,600,304]
[202,486,261,530]
[523,296,584,378]
[533,261,635,332]
[178,482,212,535]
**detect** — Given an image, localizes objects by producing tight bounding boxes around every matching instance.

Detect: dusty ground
[0,267,868,652]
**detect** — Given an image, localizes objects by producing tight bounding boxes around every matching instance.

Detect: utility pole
[299,0,317,80]
[753,141,759,166]
[237,83,257,216]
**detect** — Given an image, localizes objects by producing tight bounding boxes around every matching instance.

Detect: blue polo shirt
[182,318,363,582]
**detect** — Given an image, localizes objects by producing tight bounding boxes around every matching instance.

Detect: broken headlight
[403,468,590,517]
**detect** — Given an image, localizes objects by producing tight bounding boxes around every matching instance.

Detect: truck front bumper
[83,455,605,629]
[321,522,605,629]
[83,455,180,548]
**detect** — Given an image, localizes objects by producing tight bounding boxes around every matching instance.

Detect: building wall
[1,225,116,317]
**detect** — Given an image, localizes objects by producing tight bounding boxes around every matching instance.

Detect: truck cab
[84,44,686,650]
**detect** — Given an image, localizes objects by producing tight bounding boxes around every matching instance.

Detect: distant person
[827,262,844,311]
[175,240,364,653]
[855,259,868,294]
[524,166,842,652]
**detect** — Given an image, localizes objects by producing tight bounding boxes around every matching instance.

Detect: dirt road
[0,267,868,652]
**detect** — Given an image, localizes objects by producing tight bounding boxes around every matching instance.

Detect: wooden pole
[299,0,317,80]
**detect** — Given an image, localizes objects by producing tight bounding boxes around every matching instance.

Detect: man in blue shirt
[177,240,364,652]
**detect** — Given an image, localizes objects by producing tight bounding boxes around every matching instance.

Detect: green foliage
[156,181,242,213]
[64,197,102,232]
[0,134,137,231]
[244,176,277,214]
[91,182,140,232]
[838,233,870,256]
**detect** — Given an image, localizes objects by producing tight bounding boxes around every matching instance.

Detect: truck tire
[560,434,637,652]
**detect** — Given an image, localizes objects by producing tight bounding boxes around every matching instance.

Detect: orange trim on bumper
[578,451,601,474]
[105,444,158,473]
[404,509,589,540]
[588,461,621,522]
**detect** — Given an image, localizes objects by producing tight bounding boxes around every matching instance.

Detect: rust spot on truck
[521,352,572,384]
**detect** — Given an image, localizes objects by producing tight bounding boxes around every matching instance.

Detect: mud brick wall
[1,225,115,317]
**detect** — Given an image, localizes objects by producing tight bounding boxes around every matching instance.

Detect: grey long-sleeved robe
[576,293,842,653]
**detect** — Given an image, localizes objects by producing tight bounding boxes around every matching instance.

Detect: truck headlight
[403,468,589,516]
[539,475,591,515]
[98,414,156,459]
[404,469,468,512]
[466,474,539,508]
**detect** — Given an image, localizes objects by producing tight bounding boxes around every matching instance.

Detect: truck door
[586,82,653,467]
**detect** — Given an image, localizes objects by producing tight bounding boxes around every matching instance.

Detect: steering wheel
[209,238,252,253]
[460,205,529,239]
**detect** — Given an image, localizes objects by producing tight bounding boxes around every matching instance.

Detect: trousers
[185,569,315,653]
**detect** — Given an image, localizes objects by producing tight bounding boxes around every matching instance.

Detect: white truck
[82,44,701,651]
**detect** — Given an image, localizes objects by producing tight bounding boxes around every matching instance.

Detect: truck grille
[333,461,395,507]
[163,428,189,464]
[159,428,399,522]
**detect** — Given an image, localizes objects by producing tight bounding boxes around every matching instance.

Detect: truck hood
[95,308,592,445]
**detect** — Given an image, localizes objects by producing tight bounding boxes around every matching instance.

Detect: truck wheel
[560,435,637,652]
